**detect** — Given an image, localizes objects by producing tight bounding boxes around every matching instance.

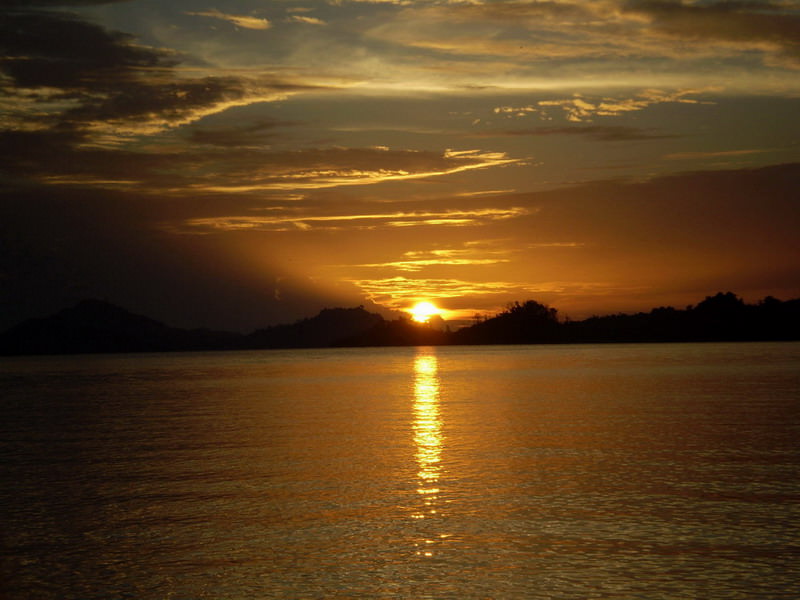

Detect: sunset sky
[2,0,799,331]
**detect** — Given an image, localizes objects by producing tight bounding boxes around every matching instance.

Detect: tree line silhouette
[1,292,798,355]
[338,292,800,347]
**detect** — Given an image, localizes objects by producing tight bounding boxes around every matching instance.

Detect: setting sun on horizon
[409,301,442,324]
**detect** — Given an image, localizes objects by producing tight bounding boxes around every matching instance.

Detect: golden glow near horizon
[409,301,441,323]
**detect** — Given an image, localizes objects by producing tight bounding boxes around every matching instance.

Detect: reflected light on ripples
[412,350,443,526]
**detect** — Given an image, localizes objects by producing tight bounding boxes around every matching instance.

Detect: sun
[409,301,441,323]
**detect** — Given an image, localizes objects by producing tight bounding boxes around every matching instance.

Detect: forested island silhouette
[1,292,798,356]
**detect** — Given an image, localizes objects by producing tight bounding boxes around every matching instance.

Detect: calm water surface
[1,343,799,599]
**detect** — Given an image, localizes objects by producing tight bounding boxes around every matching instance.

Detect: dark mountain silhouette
[0,301,385,355]
[1,292,798,355]
[0,299,243,355]
[245,306,383,349]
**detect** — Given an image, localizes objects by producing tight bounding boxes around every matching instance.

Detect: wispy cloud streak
[494,89,714,123]
[186,10,271,30]
[184,207,529,232]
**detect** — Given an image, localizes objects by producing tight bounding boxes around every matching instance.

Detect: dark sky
[2,0,799,331]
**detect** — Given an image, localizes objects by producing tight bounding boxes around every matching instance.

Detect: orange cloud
[287,16,327,26]
[181,148,521,194]
[345,275,528,307]
[347,243,517,271]
[186,10,271,30]
[184,207,529,232]
[494,88,715,123]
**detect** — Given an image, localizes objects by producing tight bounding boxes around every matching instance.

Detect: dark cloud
[625,1,800,64]
[0,129,188,188]
[0,10,173,90]
[0,6,318,152]
[64,76,248,125]
[0,9,252,133]
[0,131,508,193]
[0,6,333,192]
[186,120,297,147]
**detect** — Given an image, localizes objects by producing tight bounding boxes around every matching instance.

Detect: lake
[1,342,798,599]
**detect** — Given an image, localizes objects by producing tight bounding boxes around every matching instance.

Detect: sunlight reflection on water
[412,350,445,556]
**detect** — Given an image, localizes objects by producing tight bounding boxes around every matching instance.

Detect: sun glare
[409,301,441,323]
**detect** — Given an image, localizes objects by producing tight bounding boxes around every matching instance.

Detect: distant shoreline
[2,292,798,357]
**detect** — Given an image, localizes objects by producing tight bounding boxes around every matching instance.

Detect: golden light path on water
[412,349,446,557]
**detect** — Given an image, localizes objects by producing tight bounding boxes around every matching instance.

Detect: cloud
[333,234,590,315]
[624,0,800,67]
[183,207,529,233]
[364,1,626,63]
[287,16,328,26]
[185,10,271,31]
[0,8,310,148]
[352,0,800,93]
[0,111,519,195]
[343,276,537,311]
[0,6,368,194]
[348,244,517,271]
[176,148,521,194]
[0,10,174,91]
[493,89,714,123]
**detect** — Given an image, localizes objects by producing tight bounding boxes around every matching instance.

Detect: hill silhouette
[245,306,382,349]
[561,292,800,343]
[0,301,384,355]
[0,299,243,355]
[1,292,798,355]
